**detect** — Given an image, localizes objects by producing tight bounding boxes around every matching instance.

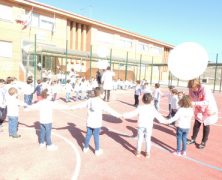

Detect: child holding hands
[167,95,193,156]
[70,87,121,156]
[25,89,69,151]
[123,93,167,158]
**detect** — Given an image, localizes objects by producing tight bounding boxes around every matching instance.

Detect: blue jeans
[24,94,33,106]
[84,127,100,150]
[176,127,189,152]
[66,92,71,102]
[8,116,18,136]
[40,123,52,145]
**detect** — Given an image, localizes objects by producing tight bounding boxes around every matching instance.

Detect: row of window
[0,3,54,31]
[96,31,163,55]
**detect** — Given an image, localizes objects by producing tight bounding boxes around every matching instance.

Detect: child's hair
[94,87,101,97]
[27,78,33,84]
[37,79,42,84]
[0,79,5,84]
[188,79,200,89]
[136,80,140,84]
[168,85,175,90]
[41,89,49,99]
[8,87,18,96]
[66,79,71,83]
[171,88,178,95]
[155,83,160,88]
[178,95,192,108]
[107,66,111,70]
[6,76,14,84]
[142,93,153,104]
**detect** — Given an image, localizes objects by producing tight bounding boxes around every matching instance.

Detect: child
[70,87,121,156]
[6,87,26,138]
[25,89,68,151]
[167,95,193,156]
[33,79,43,102]
[23,77,34,106]
[178,91,184,100]
[123,93,167,158]
[163,85,174,118]
[152,83,162,111]
[142,82,152,94]
[134,80,142,107]
[0,79,7,132]
[64,79,73,102]
[170,88,179,118]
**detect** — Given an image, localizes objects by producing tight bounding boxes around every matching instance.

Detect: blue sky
[37,0,222,62]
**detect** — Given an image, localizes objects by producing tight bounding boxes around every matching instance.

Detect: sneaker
[83,147,89,153]
[173,151,181,156]
[187,139,195,145]
[95,149,103,156]
[47,144,58,151]
[181,151,187,156]
[39,143,46,148]
[12,134,21,138]
[198,142,206,149]
[145,152,150,159]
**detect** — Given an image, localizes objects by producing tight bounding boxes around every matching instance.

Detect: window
[117,38,133,48]
[39,15,54,30]
[0,4,12,21]
[0,41,12,58]
[29,12,54,31]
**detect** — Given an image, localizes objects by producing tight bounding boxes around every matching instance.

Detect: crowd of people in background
[0,66,218,158]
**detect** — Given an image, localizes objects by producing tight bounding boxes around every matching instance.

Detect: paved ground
[0,89,222,180]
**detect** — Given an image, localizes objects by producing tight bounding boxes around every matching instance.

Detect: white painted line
[18,127,81,180]
[152,143,222,172]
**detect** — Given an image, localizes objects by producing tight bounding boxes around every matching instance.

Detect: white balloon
[168,42,208,80]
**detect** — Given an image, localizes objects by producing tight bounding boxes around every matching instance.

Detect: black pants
[104,90,110,101]
[134,94,139,106]
[191,120,210,143]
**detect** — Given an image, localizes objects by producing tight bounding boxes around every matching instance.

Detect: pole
[150,57,153,85]
[34,34,37,87]
[90,45,92,79]
[109,48,112,67]
[213,53,218,92]
[125,51,129,81]
[139,54,142,81]
[65,40,68,83]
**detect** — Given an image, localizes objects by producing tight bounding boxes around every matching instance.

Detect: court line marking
[17,127,81,180]
[61,110,222,172]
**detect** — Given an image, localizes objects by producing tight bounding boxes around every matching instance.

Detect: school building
[0,0,174,81]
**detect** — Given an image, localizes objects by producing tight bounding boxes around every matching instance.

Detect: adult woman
[101,67,114,102]
[187,79,218,149]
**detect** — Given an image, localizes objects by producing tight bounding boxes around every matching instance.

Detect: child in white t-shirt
[6,87,26,138]
[25,89,69,151]
[168,95,193,156]
[70,87,121,156]
[123,93,167,158]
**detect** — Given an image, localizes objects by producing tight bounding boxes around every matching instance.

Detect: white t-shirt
[71,97,120,128]
[123,104,166,130]
[168,107,194,129]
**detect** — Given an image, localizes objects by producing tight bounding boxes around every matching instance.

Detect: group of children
[0,76,195,159]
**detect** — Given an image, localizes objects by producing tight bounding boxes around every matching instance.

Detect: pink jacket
[189,85,218,125]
